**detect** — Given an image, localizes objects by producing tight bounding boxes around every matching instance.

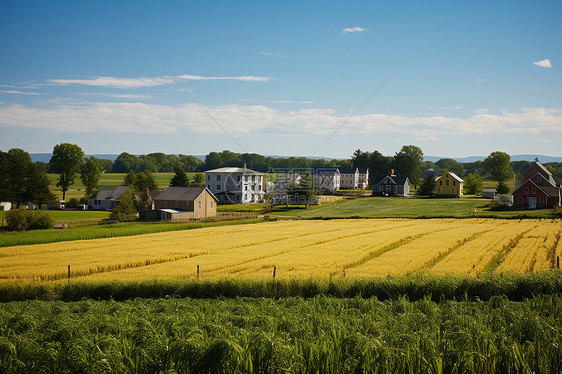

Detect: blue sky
[1,0,561,158]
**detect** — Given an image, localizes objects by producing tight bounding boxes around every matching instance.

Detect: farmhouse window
[524,187,529,194]
[175,200,179,208]
[518,197,522,203]
[539,197,544,203]
[208,185,210,189]
[217,175,221,181]
[440,181,442,186]
[199,201,201,209]
[537,176,542,184]
[453,181,456,186]
[446,180,449,186]
[216,185,221,190]
[379,186,383,192]
[532,187,536,194]
[207,175,210,180]
[164,201,168,208]
[386,185,391,191]
[211,201,214,207]
[245,185,248,191]
[252,176,256,182]
[245,176,249,182]
[237,175,241,181]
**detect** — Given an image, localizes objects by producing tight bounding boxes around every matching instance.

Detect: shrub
[5,208,54,231]
[5,208,29,232]
[66,198,79,209]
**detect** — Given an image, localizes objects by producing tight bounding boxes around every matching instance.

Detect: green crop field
[273,196,557,219]
[0,291,560,373]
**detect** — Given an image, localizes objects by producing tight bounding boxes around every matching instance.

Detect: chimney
[243,163,247,169]
[390,169,395,177]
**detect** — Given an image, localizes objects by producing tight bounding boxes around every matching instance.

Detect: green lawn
[271,196,558,219]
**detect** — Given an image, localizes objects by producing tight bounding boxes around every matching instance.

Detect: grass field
[2,218,560,283]
[273,196,558,219]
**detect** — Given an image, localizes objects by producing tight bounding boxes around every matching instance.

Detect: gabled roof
[92,185,129,201]
[435,172,463,183]
[205,167,264,175]
[155,187,218,202]
[373,175,409,185]
[336,167,359,174]
[521,161,556,185]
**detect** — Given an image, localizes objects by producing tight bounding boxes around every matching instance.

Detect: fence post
[68,265,71,279]
[197,265,200,280]
[273,266,276,279]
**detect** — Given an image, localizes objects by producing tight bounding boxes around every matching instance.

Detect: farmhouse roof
[205,167,264,175]
[94,185,129,201]
[358,167,369,173]
[336,167,359,174]
[155,187,218,202]
[435,172,463,183]
[373,175,409,185]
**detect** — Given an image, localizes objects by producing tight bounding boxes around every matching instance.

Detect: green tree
[417,173,436,197]
[287,175,317,208]
[27,165,56,208]
[393,145,424,188]
[484,151,512,193]
[435,158,464,177]
[80,156,103,198]
[0,148,33,206]
[464,173,483,195]
[110,188,139,221]
[192,173,205,187]
[170,168,190,187]
[135,171,158,191]
[49,143,84,200]
[123,170,137,187]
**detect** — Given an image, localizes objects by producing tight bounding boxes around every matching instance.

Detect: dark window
[524,187,529,194]
[216,185,221,190]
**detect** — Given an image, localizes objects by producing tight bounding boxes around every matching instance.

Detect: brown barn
[140,187,218,221]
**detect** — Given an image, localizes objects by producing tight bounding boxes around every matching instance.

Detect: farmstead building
[372,175,410,197]
[513,161,561,209]
[88,186,129,210]
[140,187,218,221]
[337,167,359,189]
[435,172,464,198]
[311,167,341,192]
[205,166,264,204]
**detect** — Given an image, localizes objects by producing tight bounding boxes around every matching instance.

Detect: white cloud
[539,138,551,143]
[533,59,552,68]
[259,51,286,58]
[476,78,484,82]
[417,135,439,141]
[0,90,42,95]
[342,26,367,34]
[46,74,272,88]
[1,103,561,139]
[473,108,488,114]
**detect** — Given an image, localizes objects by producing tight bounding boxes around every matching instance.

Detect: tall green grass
[1,272,560,302]
[0,294,559,373]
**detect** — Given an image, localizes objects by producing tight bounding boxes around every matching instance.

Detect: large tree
[26,165,56,208]
[435,158,464,177]
[0,148,33,206]
[80,156,103,198]
[484,151,512,194]
[464,173,483,195]
[170,168,190,187]
[49,143,84,201]
[393,145,424,188]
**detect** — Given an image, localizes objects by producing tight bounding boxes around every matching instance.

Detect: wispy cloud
[240,99,315,104]
[539,138,551,143]
[342,26,367,34]
[46,74,272,88]
[0,90,42,95]
[86,93,154,99]
[533,59,552,68]
[1,103,561,138]
[417,135,439,141]
[259,51,286,58]
[476,78,484,82]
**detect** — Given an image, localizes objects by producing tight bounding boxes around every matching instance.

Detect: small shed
[0,202,12,211]
[482,188,496,199]
[27,202,35,210]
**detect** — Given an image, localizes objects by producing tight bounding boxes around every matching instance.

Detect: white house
[205,166,264,204]
[311,167,341,192]
[0,202,11,211]
[358,167,370,189]
[337,167,359,189]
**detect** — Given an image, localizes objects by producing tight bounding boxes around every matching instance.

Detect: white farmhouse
[311,167,341,192]
[205,166,264,204]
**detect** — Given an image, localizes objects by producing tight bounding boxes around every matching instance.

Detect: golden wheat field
[0,218,560,283]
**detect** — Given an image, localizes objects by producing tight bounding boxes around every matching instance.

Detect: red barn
[513,161,561,209]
